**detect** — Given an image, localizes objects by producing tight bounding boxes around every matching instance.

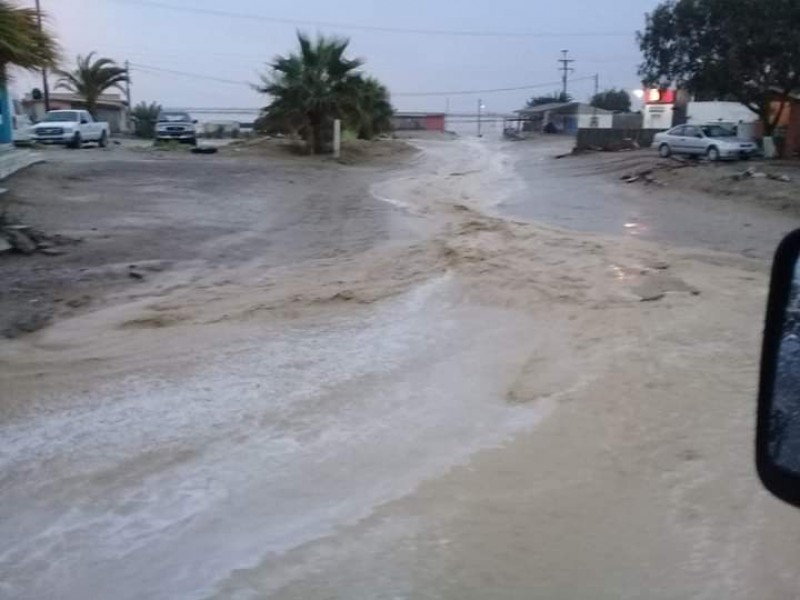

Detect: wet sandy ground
[504,138,799,259]
[2,139,800,599]
[0,146,418,338]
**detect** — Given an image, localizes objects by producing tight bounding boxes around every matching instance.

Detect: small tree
[638,0,800,136]
[54,53,129,118]
[527,92,572,108]
[0,1,58,80]
[131,101,161,138]
[257,32,363,154]
[347,76,393,140]
[590,88,631,112]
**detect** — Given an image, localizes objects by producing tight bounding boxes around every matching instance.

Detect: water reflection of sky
[771,259,800,472]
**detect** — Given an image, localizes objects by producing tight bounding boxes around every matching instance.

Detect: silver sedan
[653,124,758,161]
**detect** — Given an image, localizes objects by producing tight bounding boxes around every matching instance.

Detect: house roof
[22,92,127,109]
[516,102,614,116]
[393,111,446,118]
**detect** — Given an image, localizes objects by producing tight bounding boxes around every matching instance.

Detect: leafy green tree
[54,52,129,118]
[131,101,161,138]
[257,32,363,154]
[638,0,800,135]
[590,88,631,112]
[527,92,572,107]
[347,76,393,140]
[0,0,58,80]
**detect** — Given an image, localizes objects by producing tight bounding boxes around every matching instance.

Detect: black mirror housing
[757,229,800,508]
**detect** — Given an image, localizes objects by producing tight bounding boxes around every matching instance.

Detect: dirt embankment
[563,148,800,215]
[221,136,419,165]
[0,141,417,339]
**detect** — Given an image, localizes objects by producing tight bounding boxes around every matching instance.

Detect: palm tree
[54,53,128,118]
[257,32,363,154]
[348,77,393,140]
[0,0,58,80]
[131,101,161,138]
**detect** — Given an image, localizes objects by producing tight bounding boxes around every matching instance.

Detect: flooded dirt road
[2,139,799,599]
[503,139,799,259]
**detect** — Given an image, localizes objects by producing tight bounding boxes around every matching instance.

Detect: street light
[477,99,486,137]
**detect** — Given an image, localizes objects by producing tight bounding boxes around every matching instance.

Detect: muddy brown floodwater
[1,139,799,599]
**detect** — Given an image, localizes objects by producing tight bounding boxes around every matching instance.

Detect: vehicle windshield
[158,112,192,123]
[42,111,79,122]
[701,124,736,137]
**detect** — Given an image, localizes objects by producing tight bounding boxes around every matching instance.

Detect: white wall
[643,104,673,129]
[686,101,757,125]
[577,113,613,129]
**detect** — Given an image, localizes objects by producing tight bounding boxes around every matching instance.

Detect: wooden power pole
[35,0,50,112]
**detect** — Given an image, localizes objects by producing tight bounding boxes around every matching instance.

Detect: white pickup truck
[31,109,110,148]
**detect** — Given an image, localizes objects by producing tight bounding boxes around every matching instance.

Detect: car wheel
[658,143,671,158]
[707,146,720,161]
[68,133,82,149]
[98,131,108,148]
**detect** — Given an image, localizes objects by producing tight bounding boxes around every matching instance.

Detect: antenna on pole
[558,49,575,99]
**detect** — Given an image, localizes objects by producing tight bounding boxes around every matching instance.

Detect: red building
[391,112,446,133]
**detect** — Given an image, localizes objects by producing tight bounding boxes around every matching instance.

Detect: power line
[129,63,253,86]
[391,76,596,97]
[108,0,630,39]
[130,62,597,98]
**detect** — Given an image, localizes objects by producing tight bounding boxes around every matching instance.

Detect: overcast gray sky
[13,0,659,114]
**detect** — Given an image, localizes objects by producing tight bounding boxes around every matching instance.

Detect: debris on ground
[732,167,792,182]
[191,146,219,155]
[0,219,82,257]
[618,155,703,187]
[768,172,792,182]
[620,168,665,186]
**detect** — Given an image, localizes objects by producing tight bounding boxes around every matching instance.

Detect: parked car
[31,110,109,148]
[155,111,197,145]
[652,123,758,161]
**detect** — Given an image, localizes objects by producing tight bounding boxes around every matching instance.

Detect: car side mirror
[757,229,800,508]
[81,119,88,124]
[696,133,703,138]
[193,119,198,124]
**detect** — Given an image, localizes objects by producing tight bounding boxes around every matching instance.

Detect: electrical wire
[108,0,630,39]
[393,76,596,96]
[130,63,253,86]
[130,63,597,97]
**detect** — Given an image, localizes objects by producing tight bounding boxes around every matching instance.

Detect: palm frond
[53,52,129,116]
[0,0,59,79]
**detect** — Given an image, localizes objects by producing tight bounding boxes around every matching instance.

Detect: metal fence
[575,128,663,151]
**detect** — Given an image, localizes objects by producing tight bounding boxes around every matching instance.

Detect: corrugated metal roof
[516,102,615,116]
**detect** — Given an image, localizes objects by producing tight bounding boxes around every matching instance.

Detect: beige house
[21,92,130,134]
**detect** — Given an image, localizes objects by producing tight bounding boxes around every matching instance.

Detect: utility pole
[124,60,132,133]
[477,98,483,138]
[591,73,599,126]
[558,49,575,99]
[445,97,450,131]
[35,0,50,112]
